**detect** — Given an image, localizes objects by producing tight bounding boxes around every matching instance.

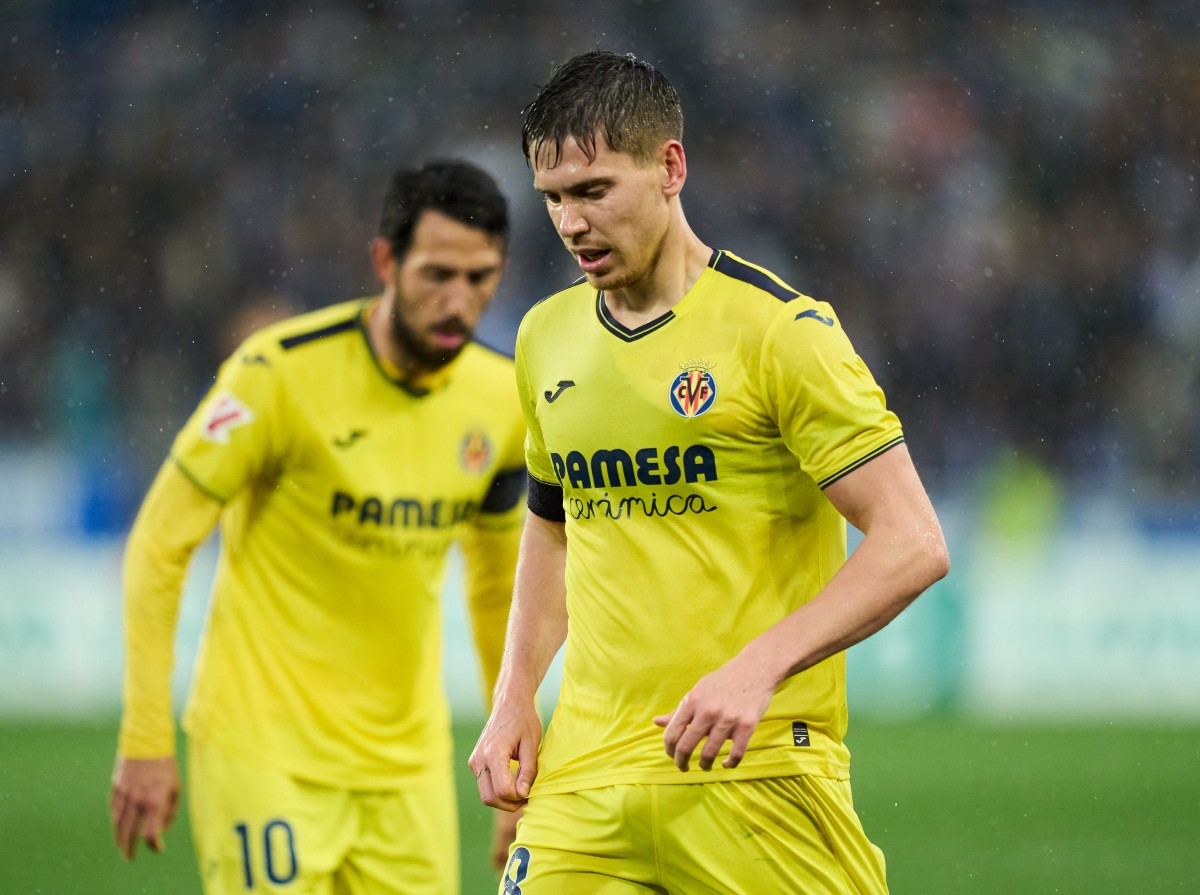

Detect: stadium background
[1,0,1197,892]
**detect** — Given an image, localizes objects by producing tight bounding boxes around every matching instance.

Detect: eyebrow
[535,176,613,197]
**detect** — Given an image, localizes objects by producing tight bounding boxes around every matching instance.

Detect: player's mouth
[430,320,469,349]
[575,249,611,274]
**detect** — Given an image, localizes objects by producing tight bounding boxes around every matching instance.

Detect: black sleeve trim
[170,454,229,505]
[479,466,527,514]
[817,436,906,489]
[527,474,565,522]
[279,316,358,350]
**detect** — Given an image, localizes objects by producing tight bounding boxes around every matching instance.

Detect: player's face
[375,209,505,372]
[532,136,671,293]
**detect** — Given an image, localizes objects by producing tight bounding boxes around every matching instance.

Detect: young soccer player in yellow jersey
[469,53,951,894]
[110,160,526,894]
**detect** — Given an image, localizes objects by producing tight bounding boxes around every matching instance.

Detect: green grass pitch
[1,717,1196,893]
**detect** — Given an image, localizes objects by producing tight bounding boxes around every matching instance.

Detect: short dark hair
[379,159,509,259]
[521,51,683,167]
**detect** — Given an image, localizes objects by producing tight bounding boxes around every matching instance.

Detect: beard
[389,303,472,372]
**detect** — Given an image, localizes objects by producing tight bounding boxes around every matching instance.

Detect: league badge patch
[199,391,255,444]
[669,359,717,418]
[460,429,493,474]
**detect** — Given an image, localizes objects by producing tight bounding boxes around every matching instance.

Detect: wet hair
[379,159,509,260]
[521,50,684,167]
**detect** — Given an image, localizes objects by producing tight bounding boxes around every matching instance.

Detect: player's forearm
[491,513,568,707]
[756,447,948,687]
[119,461,221,757]
[462,519,523,705]
[755,517,948,687]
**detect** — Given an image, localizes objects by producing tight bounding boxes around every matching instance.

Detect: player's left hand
[653,652,776,772]
[490,805,523,870]
[109,755,181,860]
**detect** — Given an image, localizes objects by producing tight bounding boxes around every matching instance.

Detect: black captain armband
[481,467,527,514]
[527,474,565,523]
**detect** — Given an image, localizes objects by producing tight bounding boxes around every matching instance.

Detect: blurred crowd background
[1,0,1197,536]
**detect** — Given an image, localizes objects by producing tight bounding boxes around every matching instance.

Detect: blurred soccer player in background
[469,52,950,893]
[110,159,526,894]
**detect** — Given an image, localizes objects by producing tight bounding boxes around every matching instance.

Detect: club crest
[669,359,717,418]
[460,429,493,474]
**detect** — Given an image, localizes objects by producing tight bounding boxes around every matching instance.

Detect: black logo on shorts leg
[792,721,810,747]
[503,846,531,894]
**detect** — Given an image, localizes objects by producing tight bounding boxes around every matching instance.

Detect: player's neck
[604,227,711,328]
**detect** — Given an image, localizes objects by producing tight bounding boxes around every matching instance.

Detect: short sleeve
[760,300,904,489]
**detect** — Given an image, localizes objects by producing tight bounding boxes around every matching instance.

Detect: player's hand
[109,755,181,861]
[490,805,523,870]
[653,652,776,772]
[469,697,541,812]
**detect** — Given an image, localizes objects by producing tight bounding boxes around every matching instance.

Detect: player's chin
[419,338,468,368]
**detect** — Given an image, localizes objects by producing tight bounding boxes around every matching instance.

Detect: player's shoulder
[708,250,808,309]
[709,250,841,328]
[236,298,367,362]
[518,278,593,335]
[458,338,516,377]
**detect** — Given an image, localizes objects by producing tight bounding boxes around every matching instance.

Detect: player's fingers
[652,712,673,728]
[142,808,166,854]
[162,788,180,832]
[698,722,734,771]
[660,702,694,756]
[671,724,709,772]
[114,799,142,861]
[515,738,539,798]
[475,763,525,811]
[722,724,754,769]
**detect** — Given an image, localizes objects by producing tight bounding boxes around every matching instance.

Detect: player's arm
[461,470,529,867]
[468,507,568,812]
[656,444,949,771]
[110,459,222,860]
[460,467,526,705]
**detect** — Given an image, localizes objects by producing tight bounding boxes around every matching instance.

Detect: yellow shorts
[500,776,887,894]
[187,737,458,895]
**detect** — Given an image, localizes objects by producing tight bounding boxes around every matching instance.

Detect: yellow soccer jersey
[174,298,525,789]
[517,251,904,794]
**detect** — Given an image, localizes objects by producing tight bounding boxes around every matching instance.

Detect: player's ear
[369,237,397,286]
[662,140,686,198]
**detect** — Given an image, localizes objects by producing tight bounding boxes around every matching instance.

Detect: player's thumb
[515,741,538,798]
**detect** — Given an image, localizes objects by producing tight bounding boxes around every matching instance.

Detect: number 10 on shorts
[234,819,299,888]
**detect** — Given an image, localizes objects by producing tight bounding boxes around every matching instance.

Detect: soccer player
[469,52,950,893]
[110,159,526,894]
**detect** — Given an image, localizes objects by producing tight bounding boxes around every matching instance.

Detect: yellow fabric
[121,297,524,789]
[119,461,222,757]
[188,737,458,895]
[516,251,903,794]
[502,776,887,894]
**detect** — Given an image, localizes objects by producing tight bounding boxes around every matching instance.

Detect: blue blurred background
[1,0,1198,724]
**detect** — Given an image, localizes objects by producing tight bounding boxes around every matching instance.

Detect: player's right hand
[109,755,181,861]
[468,698,541,812]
